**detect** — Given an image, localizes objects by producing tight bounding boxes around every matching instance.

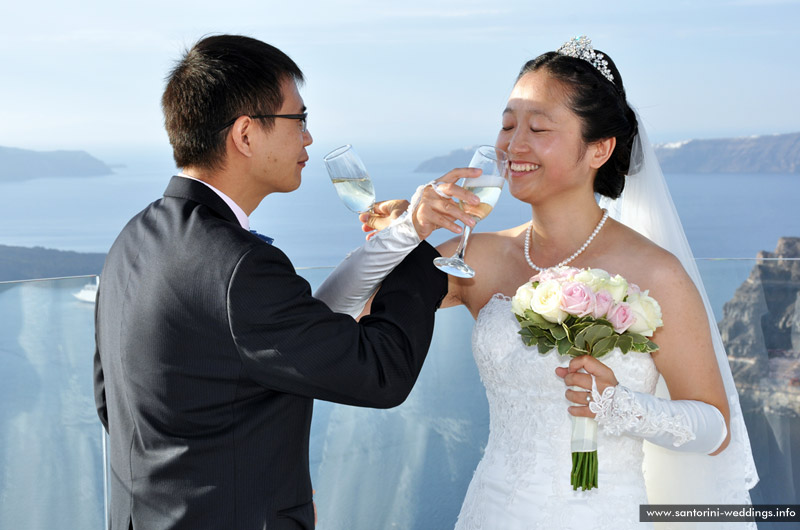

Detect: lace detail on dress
[593,385,696,447]
[455,295,660,530]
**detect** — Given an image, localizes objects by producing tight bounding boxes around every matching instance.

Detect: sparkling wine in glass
[323,145,376,213]
[433,145,508,278]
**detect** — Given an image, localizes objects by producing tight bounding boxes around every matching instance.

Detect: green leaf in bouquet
[578,324,614,349]
[563,324,575,343]
[551,326,567,341]
[567,346,588,357]
[565,322,586,343]
[520,323,545,337]
[518,328,538,346]
[645,340,659,352]
[591,335,618,358]
[626,332,648,345]
[616,334,633,354]
[524,309,556,329]
[533,326,550,338]
[557,338,572,355]
[574,327,589,350]
[537,337,556,353]
[592,317,614,328]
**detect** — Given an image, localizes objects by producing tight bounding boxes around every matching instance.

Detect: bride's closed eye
[528,121,548,133]
[501,121,516,132]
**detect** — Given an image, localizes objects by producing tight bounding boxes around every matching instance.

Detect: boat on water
[73,277,99,303]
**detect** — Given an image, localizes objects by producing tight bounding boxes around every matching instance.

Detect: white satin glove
[589,380,728,454]
[313,185,429,317]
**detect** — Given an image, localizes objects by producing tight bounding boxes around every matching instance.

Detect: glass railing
[0,258,797,529]
[0,275,105,529]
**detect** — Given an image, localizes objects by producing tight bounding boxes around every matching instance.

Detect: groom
[93,34,447,530]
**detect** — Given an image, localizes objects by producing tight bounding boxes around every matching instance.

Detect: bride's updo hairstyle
[517,48,638,199]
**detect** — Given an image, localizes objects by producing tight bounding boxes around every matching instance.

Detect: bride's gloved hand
[556,355,618,418]
[315,168,481,317]
[556,355,727,455]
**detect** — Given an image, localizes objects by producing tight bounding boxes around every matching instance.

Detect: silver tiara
[556,36,614,83]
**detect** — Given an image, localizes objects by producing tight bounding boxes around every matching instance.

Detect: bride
[316,36,757,529]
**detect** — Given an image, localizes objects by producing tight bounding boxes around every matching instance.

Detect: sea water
[0,154,797,264]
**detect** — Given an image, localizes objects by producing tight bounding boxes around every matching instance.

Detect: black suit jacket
[94,176,447,530]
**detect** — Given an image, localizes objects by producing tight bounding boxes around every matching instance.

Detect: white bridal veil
[601,111,759,529]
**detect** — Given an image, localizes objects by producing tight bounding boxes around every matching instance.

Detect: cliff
[0,244,106,281]
[719,237,800,416]
[0,146,112,181]
[654,132,800,174]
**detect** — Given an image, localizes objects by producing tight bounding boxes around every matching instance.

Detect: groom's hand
[359,167,481,240]
[360,199,410,240]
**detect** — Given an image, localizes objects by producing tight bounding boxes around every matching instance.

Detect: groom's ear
[587,137,616,169]
[229,116,257,158]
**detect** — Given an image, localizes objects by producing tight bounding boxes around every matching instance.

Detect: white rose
[531,279,567,324]
[603,274,630,303]
[511,282,536,316]
[574,268,610,292]
[626,291,664,337]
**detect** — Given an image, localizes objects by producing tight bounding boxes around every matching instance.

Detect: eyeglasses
[216,112,308,133]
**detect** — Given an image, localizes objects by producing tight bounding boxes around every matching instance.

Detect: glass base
[433,257,475,278]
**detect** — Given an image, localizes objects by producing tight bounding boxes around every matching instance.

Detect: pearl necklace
[524,209,609,272]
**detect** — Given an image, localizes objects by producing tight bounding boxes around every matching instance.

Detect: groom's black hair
[162,34,304,170]
[518,49,638,199]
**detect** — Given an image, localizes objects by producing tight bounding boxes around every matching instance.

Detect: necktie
[249,230,274,245]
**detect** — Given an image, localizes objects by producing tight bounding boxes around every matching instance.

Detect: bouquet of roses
[510,266,663,491]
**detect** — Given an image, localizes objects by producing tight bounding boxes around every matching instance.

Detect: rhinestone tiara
[556,36,614,83]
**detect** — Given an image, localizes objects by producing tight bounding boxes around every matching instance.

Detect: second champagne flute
[323,144,376,214]
[433,145,508,278]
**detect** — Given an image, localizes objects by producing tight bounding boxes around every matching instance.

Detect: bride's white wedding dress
[455,294,658,530]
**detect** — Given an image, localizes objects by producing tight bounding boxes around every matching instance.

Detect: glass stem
[454,218,477,260]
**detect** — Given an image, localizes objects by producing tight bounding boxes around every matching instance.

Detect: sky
[1,0,798,163]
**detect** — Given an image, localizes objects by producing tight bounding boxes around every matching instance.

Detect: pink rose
[592,289,615,319]
[530,266,580,284]
[556,266,582,280]
[560,281,595,317]
[627,283,641,295]
[606,302,635,333]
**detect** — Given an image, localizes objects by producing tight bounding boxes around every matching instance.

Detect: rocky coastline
[0,146,112,181]
[719,237,800,416]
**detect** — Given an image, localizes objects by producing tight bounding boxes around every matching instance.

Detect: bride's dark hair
[517,50,638,199]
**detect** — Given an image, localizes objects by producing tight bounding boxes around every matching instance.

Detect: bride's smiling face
[496,70,596,204]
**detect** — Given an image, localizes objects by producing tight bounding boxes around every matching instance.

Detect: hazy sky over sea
[1,0,798,160]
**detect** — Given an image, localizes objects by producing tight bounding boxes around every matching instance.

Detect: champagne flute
[323,144,376,213]
[433,145,508,278]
